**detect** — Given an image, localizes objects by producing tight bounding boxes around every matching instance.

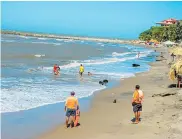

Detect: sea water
[1,34,156,113]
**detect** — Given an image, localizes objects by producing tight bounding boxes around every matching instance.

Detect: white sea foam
[0,79,105,113]
[112,52,133,57]
[56,39,64,41]
[18,36,29,39]
[37,38,47,40]
[53,43,62,46]
[42,50,152,76]
[32,41,51,45]
[1,40,15,43]
[43,57,133,71]
[34,54,45,57]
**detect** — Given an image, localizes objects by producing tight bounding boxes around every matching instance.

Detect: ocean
[1,34,156,114]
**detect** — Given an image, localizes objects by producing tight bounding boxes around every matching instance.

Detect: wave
[34,54,45,58]
[37,38,48,40]
[31,41,62,46]
[53,43,62,46]
[1,40,15,43]
[112,52,133,57]
[43,56,136,71]
[56,39,64,41]
[0,83,105,113]
[18,36,30,39]
[42,50,152,74]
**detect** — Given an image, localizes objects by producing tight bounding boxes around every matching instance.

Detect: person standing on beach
[79,64,84,77]
[65,91,79,128]
[132,85,144,124]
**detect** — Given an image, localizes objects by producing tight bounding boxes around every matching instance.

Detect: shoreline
[38,47,182,139]
[1,30,144,45]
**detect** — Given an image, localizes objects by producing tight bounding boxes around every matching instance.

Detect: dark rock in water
[99,80,108,85]
[113,99,116,103]
[99,81,104,85]
[103,79,108,83]
[132,64,140,67]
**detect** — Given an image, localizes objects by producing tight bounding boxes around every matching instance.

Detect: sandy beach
[38,47,182,139]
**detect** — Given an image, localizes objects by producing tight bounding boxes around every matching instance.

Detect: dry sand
[38,47,182,139]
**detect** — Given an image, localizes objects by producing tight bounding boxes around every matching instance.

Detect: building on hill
[156,18,179,26]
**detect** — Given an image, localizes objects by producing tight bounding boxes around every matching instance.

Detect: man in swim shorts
[65,91,79,128]
[79,64,84,77]
[132,85,143,124]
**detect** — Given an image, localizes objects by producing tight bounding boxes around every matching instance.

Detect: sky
[1,1,182,39]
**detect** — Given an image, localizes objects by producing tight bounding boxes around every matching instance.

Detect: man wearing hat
[65,91,79,128]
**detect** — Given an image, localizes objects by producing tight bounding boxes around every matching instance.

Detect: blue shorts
[133,103,142,112]
[66,108,76,117]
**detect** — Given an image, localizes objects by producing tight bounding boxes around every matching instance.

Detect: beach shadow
[75,123,81,127]
[168,84,182,88]
[131,118,142,122]
[67,122,74,128]
[67,123,81,128]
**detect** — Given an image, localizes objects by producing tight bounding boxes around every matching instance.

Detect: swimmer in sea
[88,72,93,76]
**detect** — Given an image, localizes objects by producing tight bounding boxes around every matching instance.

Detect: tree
[168,25,176,41]
[150,26,164,41]
[176,21,182,42]
[139,29,152,41]
[139,21,182,42]
[162,27,169,41]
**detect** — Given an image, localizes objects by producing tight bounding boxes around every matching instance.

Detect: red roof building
[156,18,179,26]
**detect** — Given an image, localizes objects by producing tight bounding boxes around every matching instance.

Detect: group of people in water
[53,64,92,77]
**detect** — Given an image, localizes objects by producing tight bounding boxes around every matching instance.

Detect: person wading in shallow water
[65,92,79,128]
[132,85,144,124]
[53,64,60,75]
[79,64,84,77]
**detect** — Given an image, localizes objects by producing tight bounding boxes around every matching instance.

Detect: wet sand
[38,47,182,139]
